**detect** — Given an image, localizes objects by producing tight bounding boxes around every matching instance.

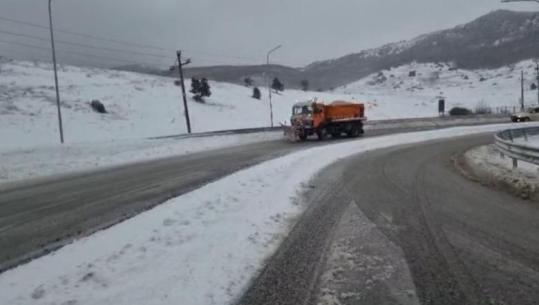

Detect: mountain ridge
[123,9,539,90]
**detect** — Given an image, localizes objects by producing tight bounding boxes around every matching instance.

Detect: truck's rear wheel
[317,128,327,141]
[347,126,360,138]
[331,131,341,138]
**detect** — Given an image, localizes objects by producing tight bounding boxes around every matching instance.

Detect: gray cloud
[0,0,536,68]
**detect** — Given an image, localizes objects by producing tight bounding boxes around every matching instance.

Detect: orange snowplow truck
[287,100,366,141]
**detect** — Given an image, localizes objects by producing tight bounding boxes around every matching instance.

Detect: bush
[252,87,261,100]
[271,77,284,92]
[244,77,253,87]
[90,100,107,113]
[300,79,309,91]
[474,101,492,115]
[449,107,472,116]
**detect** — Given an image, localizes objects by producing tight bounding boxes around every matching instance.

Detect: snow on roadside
[0,123,536,305]
[0,131,281,185]
[464,144,539,199]
[466,144,539,176]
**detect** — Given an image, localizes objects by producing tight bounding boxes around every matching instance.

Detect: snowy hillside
[0,58,533,151]
[0,58,430,151]
[0,59,347,150]
[339,60,538,114]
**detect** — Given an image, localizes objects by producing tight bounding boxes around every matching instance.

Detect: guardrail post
[509,130,514,142]
[524,129,528,142]
[512,158,518,169]
[500,151,505,159]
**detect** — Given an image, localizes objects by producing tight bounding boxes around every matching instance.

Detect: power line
[0,15,262,63]
[0,29,170,60]
[0,39,169,67]
[0,15,171,54]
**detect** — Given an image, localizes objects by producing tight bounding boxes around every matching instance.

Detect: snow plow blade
[281,123,299,142]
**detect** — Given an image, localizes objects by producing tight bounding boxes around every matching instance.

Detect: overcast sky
[0,0,537,68]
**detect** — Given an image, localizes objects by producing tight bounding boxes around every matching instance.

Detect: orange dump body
[312,101,365,128]
[324,102,365,121]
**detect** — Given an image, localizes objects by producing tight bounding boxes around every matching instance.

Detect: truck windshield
[293,105,313,115]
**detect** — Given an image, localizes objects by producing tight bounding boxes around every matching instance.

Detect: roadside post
[438,98,445,117]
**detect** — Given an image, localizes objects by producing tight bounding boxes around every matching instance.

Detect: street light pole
[536,62,539,105]
[48,0,64,144]
[266,44,282,127]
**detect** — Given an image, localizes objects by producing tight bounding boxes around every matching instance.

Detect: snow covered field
[0,123,534,305]
[1,58,533,151]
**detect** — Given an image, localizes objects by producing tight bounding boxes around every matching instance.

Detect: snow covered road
[1,122,536,305]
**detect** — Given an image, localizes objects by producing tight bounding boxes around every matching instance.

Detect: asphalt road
[0,118,510,272]
[238,135,539,305]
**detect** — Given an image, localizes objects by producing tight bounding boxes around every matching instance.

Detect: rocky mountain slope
[163,10,539,90]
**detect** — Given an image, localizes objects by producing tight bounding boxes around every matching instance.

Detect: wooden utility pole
[176,51,192,134]
[49,0,64,143]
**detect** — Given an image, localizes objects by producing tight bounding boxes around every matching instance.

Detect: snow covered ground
[338,60,539,115]
[1,58,533,151]
[0,131,281,185]
[0,123,535,305]
[514,134,539,147]
[464,144,539,199]
[466,144,539,177]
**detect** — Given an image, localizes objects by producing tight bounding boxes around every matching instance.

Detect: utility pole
[536,62,539,105]
[521,70,525,111]
[266,45,282,128]
[176,51,192,134]
[48,0,64,144]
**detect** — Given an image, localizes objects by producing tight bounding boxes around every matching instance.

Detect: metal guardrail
[495,127,539,168]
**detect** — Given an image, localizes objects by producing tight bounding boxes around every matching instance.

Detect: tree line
[188,76,311,102]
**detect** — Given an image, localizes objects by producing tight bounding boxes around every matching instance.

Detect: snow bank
[0,131,281,185]
[1,123,535,305]
[463,144,539,199]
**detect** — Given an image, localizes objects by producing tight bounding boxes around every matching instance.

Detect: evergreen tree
[190,77,201,95]
[271,77,284,92]
[200,78,211,97]
[244,77,253,87]
[300,79,309,91]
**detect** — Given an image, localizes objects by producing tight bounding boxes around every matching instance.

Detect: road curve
[0,120,511,272]
[238,134,539,305]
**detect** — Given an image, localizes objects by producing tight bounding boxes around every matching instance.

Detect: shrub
[90,100,106,113]
[300,79,309,91]
[474,101,492,115]
[252,87,261,100]
[271,77,284,92]
[449,107,472,116]
[244,77,253,87]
